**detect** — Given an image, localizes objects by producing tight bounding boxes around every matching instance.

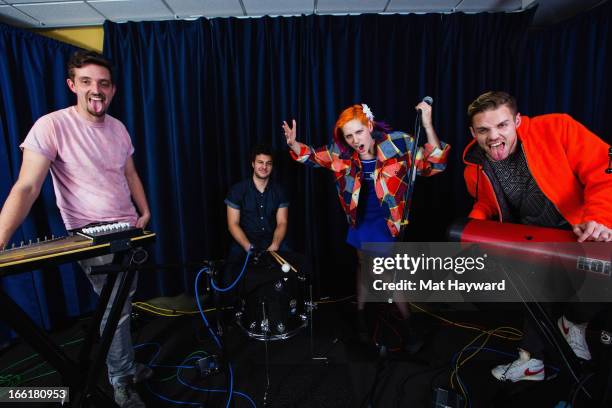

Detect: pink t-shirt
[20,106,138,230]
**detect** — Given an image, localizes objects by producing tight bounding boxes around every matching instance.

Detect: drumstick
[268,250,283,265]
[270,251,293,269]
[268,250,293,272]
[269,250,298,273]
[269,250,289,268]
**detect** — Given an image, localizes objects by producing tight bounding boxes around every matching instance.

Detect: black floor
[1,300,611,408]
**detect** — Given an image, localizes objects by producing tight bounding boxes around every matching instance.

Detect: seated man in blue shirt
[222,145,308,337]
[225,144,289,258]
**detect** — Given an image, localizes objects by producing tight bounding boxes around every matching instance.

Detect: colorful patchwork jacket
[290,131,450,237]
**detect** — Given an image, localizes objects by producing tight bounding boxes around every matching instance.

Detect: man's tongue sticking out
[89,94,104,114]
[490,142,505,161]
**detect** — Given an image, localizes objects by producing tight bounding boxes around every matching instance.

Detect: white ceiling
[0,0,604,28]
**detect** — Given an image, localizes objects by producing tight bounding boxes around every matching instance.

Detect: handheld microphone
[416,96,433,115]
[416,96,433,124]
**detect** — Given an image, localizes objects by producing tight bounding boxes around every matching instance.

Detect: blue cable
[176,356,256,408]
[194,259,246,407]
[135,342,203,370]
[152,364,198,369]
[135,342,162,366]
[143,381,201,405]
[195,268,222,349]
[139,253,258,407]
[134,343,256,407]
[227,362,234,408]
[208,250,251,292]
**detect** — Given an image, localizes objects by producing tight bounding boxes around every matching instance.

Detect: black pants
[520,302,604,359]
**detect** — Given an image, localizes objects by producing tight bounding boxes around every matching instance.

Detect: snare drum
[235,252,308,340]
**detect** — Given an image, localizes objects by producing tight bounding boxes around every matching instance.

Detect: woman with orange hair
[282,102,450,350]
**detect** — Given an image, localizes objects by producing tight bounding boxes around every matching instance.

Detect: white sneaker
[558,315,591,360]
[491,349,545,382]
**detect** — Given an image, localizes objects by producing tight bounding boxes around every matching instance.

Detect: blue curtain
[2,1,612,342]
[102,11,537,298]
[520,2,612,138]
[0,24,98,342]
[102,4,612,299]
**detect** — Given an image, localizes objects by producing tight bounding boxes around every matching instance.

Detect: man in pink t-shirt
[0,50,151,408]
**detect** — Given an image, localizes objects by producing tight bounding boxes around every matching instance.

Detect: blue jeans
[79,254,137,386]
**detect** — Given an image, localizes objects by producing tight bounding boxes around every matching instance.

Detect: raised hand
[282,120,297,146]
[282,119,301,155]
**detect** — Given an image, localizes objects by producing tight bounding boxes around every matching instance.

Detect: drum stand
[307,284,329,363]
[259,282,326,407]
[261,300,273,407]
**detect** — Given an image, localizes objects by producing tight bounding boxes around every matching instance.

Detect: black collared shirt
[225,178,289,249]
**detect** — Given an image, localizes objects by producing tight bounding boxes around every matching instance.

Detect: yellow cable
[450,326,520,408]
[133,302,217,316]
[315,295,355,304]
[403,302,521,408]
[451,330,488,406]
[409,302,522,341]
[133,301,200,315]
[132,304,187,317]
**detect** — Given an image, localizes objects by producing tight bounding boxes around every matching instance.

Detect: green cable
[4,340,210,389]
[0,375,22,398]
[0,354,38,374]
[19,370,58,384]
[0,337,85,388]
[0,337,84,375]
[0,373,22,386]
[18,361,48,377]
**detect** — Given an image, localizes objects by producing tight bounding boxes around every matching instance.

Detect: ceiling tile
[89,0,173,21]
[387,0,523,13]
[14,1,104,27]
[165,0,243,18]
[387,0,458,13]
[0,0,595,28]
[456,0,522,12]
[0,4,40,26]
[6,0,83,3]
[317,0,387,14]
[243,0,311,16]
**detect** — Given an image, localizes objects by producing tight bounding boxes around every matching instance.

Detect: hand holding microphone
[415,96,433,130]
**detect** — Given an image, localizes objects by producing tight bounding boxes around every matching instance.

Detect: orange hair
[333,104,371,153]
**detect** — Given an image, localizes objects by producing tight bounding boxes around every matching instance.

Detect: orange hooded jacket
[463,114,612,227]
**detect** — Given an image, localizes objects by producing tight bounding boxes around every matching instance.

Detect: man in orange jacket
[463,91,611,382]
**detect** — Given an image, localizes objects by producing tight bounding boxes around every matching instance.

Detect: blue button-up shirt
[225,178,289,249]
